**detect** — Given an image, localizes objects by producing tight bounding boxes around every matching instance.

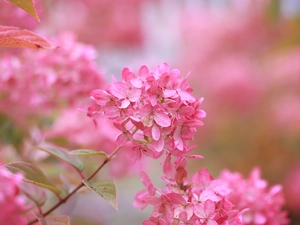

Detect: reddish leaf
[8,0,40,21]
[34,214,70,225]
[0,25,54,49]
[46,216,71,225]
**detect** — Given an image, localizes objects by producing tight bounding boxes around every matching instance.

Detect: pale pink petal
[154,111,170,127]
[122,67,135,82]
[104,106,120,118]
[109,82,127,99]
[152,124,161,141]
[130,78,143,88]
[131,146,142,164]
[153,136,164,152]
[207,220,218,225]
[163,154,172,176]
[163,89,177,98]
[204,200,216,216]
[119,99,130,108]
[138,65,149,80]
[178,106,195,117]
[90,89,111,106]
[116,133,128,146]
[128,88,141,102]
[169,69,180,79]
[194,203,206,218]
[177,89,195,102]
[140,104,152,116]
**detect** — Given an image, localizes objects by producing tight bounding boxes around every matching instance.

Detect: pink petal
[163,154,172,176]
[138,65,149,80]
[152,136,164,152]
[169,69,180,80]
[122,67,136,82]
[130,78,143,88]
[194,203,206,219]
[163,89,177,98]
[178,106,195,117]
[207,220,218,225]
[116,133,128,146]
[177,89,195,102]
[109,82,127,99]
[140,104,152,116]
[104,106,120,118]
[154,111,171,127]
[90,89,111,106]
[140,170,152,187]
[131,146,142,164]
[119,99,130,108]
[204,199,216,216]
[152,124,161,141]
[128,88,141,102]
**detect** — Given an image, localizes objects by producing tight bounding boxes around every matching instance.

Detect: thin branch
[27,146,122,225]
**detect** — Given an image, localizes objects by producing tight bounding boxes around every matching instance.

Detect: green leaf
[68,149,107,158]
[8,0,40,21]
[4,162,61,195]
[35,145,84,172]
[82,180,118,210]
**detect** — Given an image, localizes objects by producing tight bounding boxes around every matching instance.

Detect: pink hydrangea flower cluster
[134,167,245,225]
[134,166,289,225]
[0,33,105,127]
[0,166,30,225]
[218,168,289,225]
[88,63,206,166]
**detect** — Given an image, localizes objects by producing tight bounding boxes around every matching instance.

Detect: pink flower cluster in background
[134,166,289,225]
[134,168,244,225]
[88,63,206,170]
[0,166,30,225]
[0,33,105,128]
[219,168,289,225]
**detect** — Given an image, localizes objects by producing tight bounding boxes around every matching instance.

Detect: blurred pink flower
[0,165,30,225]
[0,32,105,128]
[218,167,289,225]
[0,0,42,30]
[283,166,300,216]
[135,167,244,225]
[45,109,145,177]
[44,0,144,46]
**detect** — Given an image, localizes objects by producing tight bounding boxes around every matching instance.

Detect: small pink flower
[0,166,31,225]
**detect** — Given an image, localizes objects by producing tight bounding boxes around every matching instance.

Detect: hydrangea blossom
[0,32,105,127]
[218,168,289,225]
[134,167,245,225]
[0,166,30,225]
[135,166,289,225]
[88,63,206,169]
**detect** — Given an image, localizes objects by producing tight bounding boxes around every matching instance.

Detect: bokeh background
[1,0,300,224]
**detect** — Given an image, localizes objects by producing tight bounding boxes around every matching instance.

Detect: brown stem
[27,146,122,225]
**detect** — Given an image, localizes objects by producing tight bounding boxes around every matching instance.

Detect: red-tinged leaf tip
[8,0,40,22]
[186,155,204,159]
[0,25,54,49]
